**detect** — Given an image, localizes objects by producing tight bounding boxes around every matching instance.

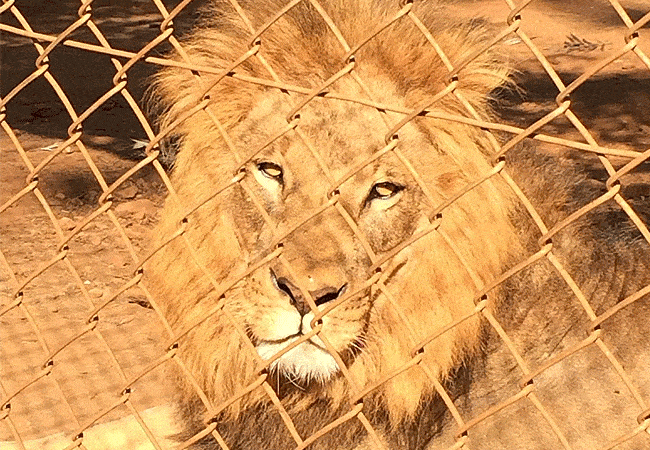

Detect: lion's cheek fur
[356,242,477,421]
[202,332,257,411]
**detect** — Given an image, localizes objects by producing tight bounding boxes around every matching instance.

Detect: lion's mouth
[256,336,341,383]
[257,332,318,347]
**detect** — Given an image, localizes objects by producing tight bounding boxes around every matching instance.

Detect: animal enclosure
[1,0,650,449]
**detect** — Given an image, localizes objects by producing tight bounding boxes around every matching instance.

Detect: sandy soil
[0,132,177,446]
[1,0,649,448]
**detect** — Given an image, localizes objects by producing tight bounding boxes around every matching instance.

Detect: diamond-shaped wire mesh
[1,1,649,449]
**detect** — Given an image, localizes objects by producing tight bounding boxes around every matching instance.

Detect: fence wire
[1,0,649,449]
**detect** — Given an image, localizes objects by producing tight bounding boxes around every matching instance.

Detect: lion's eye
[366,181,404,203]
[257,161,283,182]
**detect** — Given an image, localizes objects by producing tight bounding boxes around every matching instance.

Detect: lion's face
[225,89,436,384]
[150,72,521,419]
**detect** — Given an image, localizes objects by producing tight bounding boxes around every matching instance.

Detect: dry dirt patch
[0,132,176,443]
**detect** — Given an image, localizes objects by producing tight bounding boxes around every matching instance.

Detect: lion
[145,1,650,449]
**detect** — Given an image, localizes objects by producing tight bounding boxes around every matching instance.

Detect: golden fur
[146,1,650,449]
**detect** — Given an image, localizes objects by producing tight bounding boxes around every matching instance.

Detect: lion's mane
[146,1,650,449]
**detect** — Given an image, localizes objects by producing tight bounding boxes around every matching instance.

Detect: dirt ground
[1,0,649,448]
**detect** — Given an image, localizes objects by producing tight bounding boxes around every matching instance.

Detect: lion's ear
[149,63,203,136]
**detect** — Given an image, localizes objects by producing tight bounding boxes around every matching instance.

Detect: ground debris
[563,33,607,53]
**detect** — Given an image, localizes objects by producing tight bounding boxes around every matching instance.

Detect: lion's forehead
[239,91,432,185]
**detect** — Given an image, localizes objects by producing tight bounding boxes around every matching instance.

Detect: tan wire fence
[1,0,649,449]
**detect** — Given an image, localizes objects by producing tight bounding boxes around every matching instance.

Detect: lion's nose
[271,270,346,316]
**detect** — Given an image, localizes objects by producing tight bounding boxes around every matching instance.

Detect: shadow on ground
[1,0,205,159]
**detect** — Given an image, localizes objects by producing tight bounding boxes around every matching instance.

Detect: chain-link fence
[1,0,649,449]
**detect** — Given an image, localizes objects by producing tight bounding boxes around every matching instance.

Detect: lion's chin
[256,337,339,384]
